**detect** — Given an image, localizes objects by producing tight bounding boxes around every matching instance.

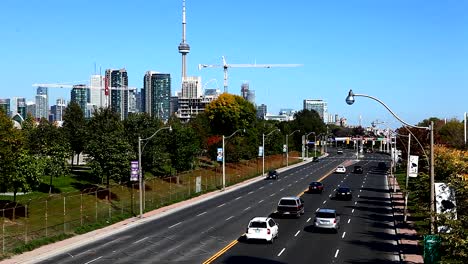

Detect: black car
[308,181,324,193]
[335,187,352,200]
[267,170,279,179]
[312,156,320,162]
[378,162,387,170]
[353,165,363,174]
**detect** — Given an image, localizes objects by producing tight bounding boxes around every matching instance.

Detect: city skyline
[1,0,467,127]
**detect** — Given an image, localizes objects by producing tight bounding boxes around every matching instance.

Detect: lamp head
[345,89,355,105]
[169,126,173,132]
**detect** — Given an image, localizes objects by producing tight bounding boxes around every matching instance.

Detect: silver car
[314,208,340,233]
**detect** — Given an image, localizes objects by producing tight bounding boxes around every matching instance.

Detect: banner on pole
[130,161,139,181]
[409,155,419,177]
[258,146,264,157]
[217,148,223,162]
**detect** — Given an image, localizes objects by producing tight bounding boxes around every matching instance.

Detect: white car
[245,217,279,243]
[335,165,346,174]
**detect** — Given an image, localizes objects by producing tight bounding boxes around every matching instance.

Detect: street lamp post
[138,126,172,218]
[346,89,435,234]
[222,129,245,191]
[263,129,280,177]
[286,130,300,167]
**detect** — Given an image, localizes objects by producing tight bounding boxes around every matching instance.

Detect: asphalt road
[37,149,396,264]
[213,152,399,264]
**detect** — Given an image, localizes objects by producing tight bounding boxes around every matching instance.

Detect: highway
[37,150,397,264]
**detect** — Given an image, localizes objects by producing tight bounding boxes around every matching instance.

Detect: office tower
[51,98,66,122]
[26,101,35,118]
[128,89,137,114]
[170,95,179,116]
[181,76,202,98]
[35,87,49,120]
[0,99,10,116]
[303,99,328,122]
[90,74,105,110]
[241,83,249,99]
[178,0,190,78]
[106,69,129,120]
[257,104,267,119]
[136,88,144,113]
[144,71,171,121]
[71,85,88,117]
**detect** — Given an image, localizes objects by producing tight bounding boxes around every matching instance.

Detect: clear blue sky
[1,0,467,127]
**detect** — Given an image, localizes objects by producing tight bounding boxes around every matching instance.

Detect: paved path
[389,176,424,263]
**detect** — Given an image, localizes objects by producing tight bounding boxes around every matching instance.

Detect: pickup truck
[276,197,305,218]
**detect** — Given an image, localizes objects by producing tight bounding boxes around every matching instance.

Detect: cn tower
[178,0,190,79]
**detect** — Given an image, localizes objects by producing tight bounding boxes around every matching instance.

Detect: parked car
[353,165,363,174]
[245,217,279,243]
[312,156,320,162]
[308,181,324,193]
[337,148,344,154]
[266,170,279,180]
[335,187,352,200]
[276,196,305,218]
[335,165,346,174]
[314,208,340,233]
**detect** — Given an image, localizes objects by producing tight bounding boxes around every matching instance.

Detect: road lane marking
[248,191,254,195]
[323,200,327,204]
[270,193,275,197]
[235,196,242,200]
[295,230,300,237]
[217,203,226,208]
[197,212,207,217]
[316,208,320,212]
[307,217,312,222]
[280,188,285,191]
[243,206,251,211]
[84,256,103,264]
[169,222,182,229]
[329,194,332,197]
[342,232,346,239]
[258,199,264,204]
[132,237,148,244]
[278,248,286,257]
[354,201,357,205]
[259,186,264,190]
[168,243,183,252]
[361,185,364,188]
[288,184,292,187]
[348,219,351,224]
[225,216,234,221]
[360,189,362,193]
[295,180,299,183]
[352,209,355,213]
[358,195,360,198]
[334,249,340,258]
[203,240,238,264]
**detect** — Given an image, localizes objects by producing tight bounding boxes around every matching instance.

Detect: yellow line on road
[203,238,239,264]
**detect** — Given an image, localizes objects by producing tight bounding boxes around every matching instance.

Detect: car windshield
[337,187,350,192]
[279,199,297,205]
[269,171,276,175]
[249,221,267,228]
[316,212,336,218]
[310,182,321,186]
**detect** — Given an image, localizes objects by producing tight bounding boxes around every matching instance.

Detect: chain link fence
[0,152,300,256]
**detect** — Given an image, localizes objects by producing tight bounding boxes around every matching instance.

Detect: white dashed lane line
[235,196,242,200]
[278,248,286,257]
[307,217,312,223]
[197,212,207,217]
[84,256,103,264]
[168,222,182,229]
[132,237,148,244]
[323,200,327,204]
[225,216,234,221]
[348,219,351,224]
[280,188,284,191]
[258,199,264,204]
[248,191,254,195]
[342,232,346,239]
[295,230,300,237]
[352,209,355,213]
[243,206,251,211]
[259,186,264,190]
[334,249,340,258]
[270,193,275,197]
[217,203,226,208]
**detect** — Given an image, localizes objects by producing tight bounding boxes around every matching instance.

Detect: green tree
[11,151,44,201]
[85,108,133,186]
[167,118,201,172]
[0,109,24,193]
[205,93,257,136]
[63,101,87,167]
[439,119,465,149]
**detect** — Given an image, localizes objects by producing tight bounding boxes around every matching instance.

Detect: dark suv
[335,187,352,200]
[353,165,363,174]
[277,196,305,218]
[266,170,279,180]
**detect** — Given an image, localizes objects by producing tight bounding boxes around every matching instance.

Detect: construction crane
[198,56,302,93]
[32,82,137,108]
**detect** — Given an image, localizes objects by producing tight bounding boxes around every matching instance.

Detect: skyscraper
[144,71,171,121]
[51,98,67,122]
[257,104,267,119]
[0,99,10,116]
[71,85,88,117]
[106,69,129,120]
[303,99,328,122]
[35,87,49,120]
[181,76,202,98]
[90,74,105,110]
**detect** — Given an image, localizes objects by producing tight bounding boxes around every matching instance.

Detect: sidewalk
[389,176,424,263]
